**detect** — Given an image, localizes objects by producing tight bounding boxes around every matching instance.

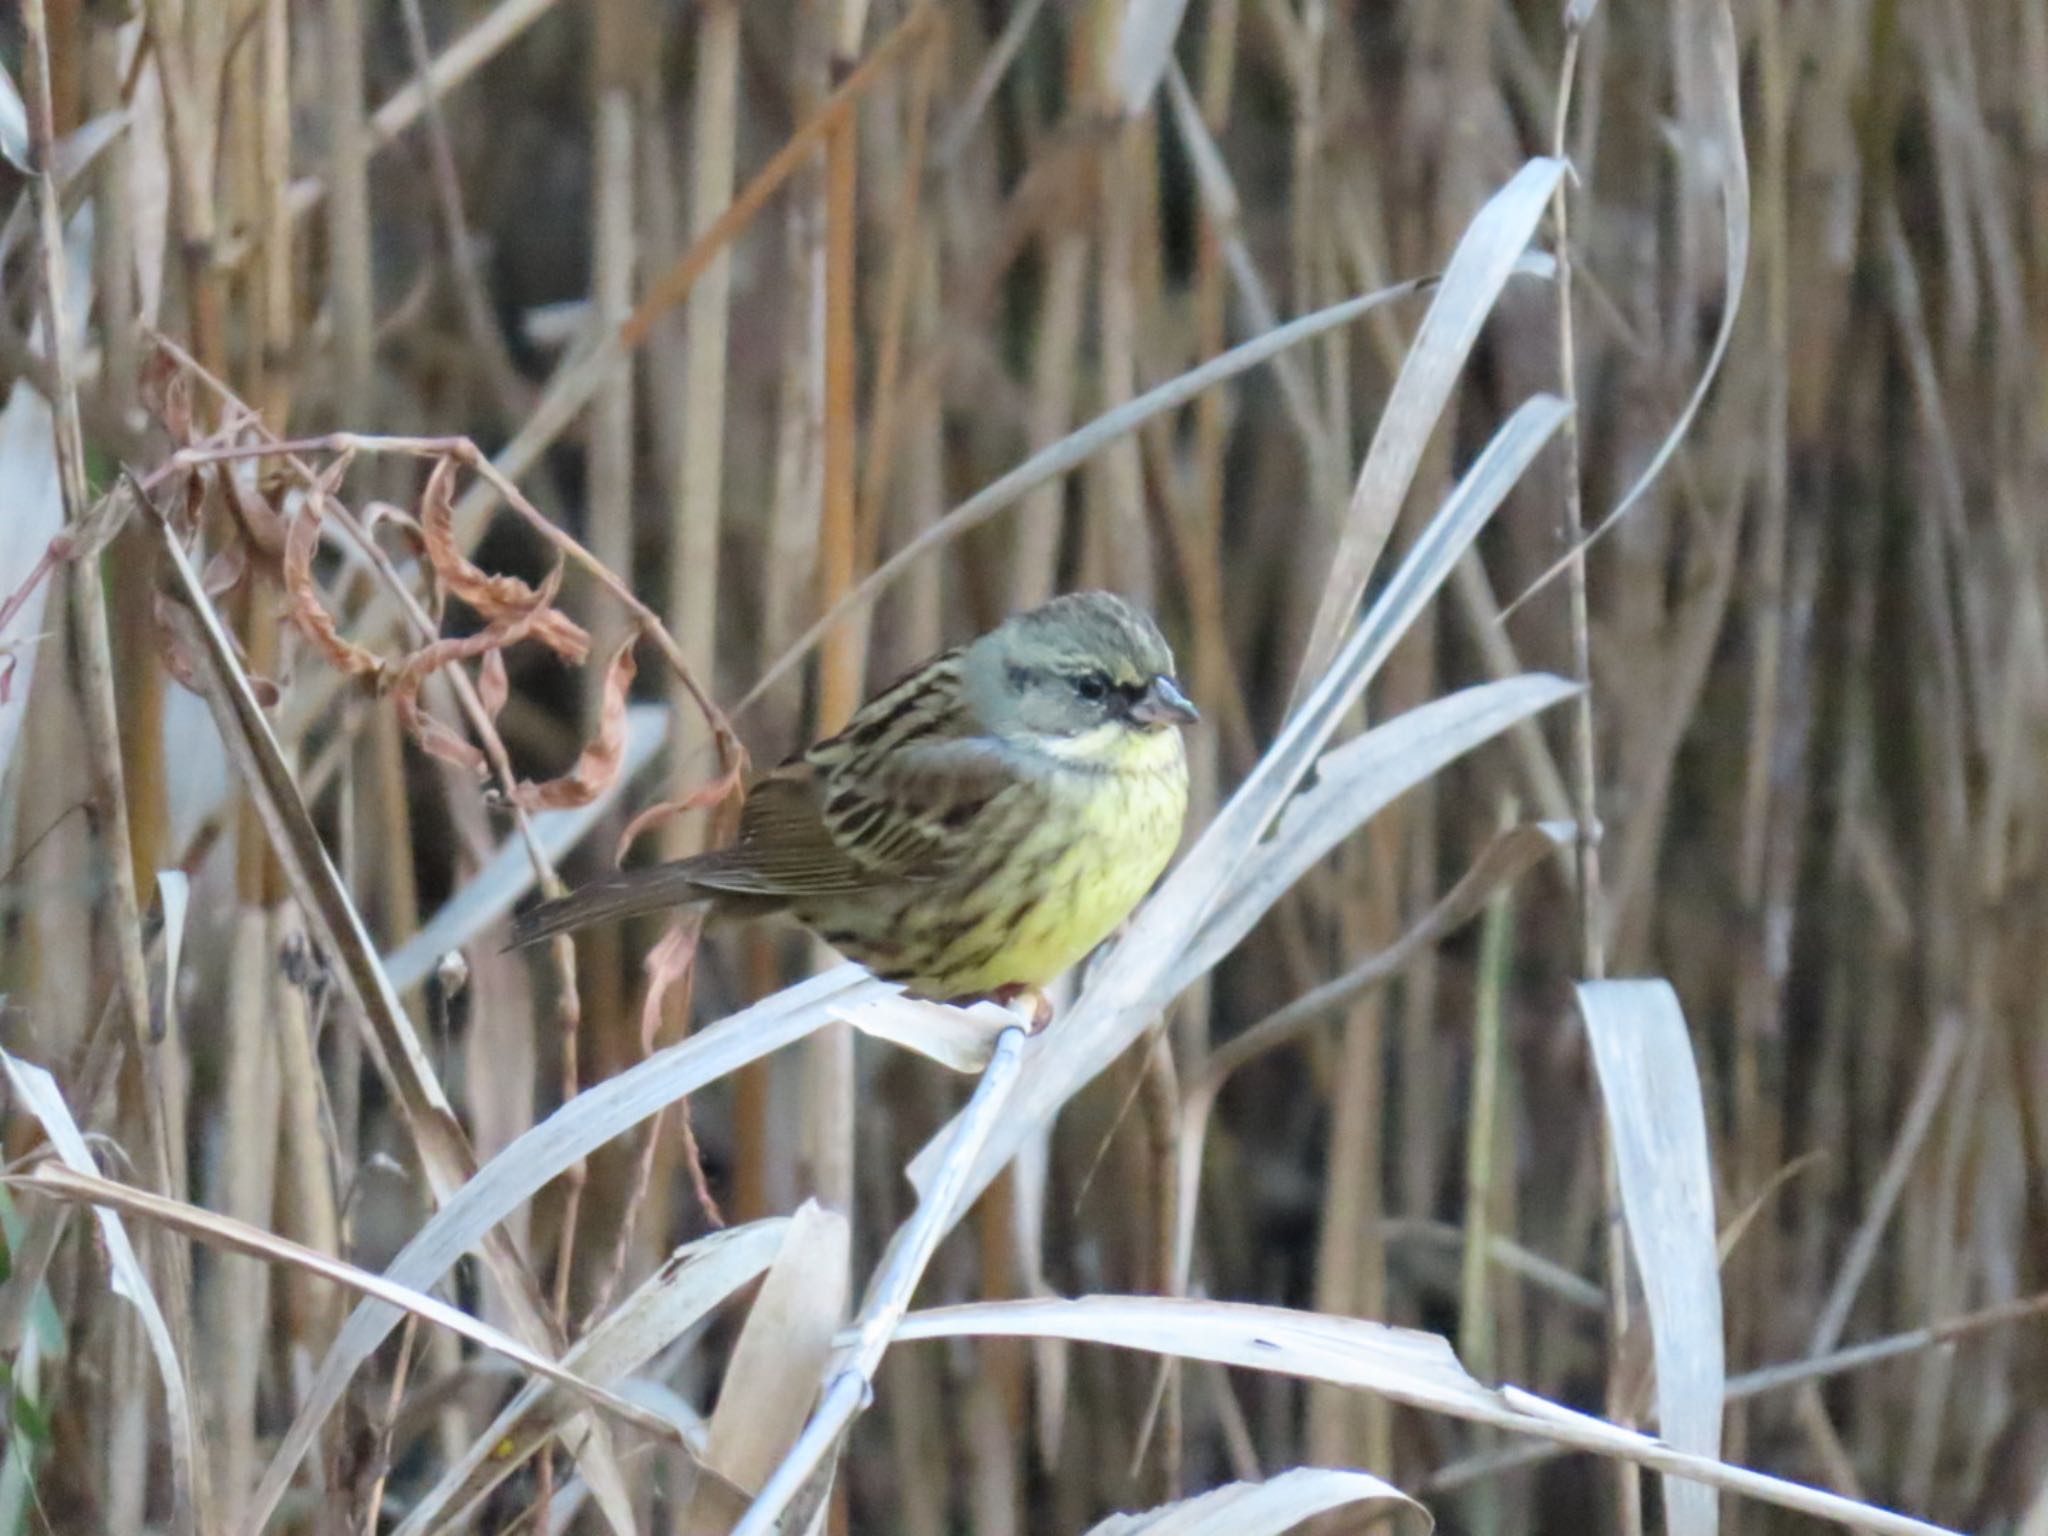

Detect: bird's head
[962,591,1198,752]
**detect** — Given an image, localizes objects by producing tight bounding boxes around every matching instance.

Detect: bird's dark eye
[1074,673,1110,703]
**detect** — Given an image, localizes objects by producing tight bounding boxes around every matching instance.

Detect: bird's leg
[991,983,1054,1034]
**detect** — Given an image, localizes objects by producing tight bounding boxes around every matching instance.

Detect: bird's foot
[991,983,1054,1035]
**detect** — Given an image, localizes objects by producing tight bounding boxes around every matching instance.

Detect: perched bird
[509,591,1198,1027]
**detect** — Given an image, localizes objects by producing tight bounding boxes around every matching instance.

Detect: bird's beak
[1130,674,1199,728]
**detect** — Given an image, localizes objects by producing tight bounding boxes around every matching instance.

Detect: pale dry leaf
[1112,0,1192,115]
[2,1053,203,1534]
[1575,980,1724,1536]
[701,1201,850,1495]
[394,1219,788,1536]
[829,993,1015,1073]
[255,967,879,1519]
[1170,674,1579,992]
[1084,1466,1426,1536]
[892,1297,1953,1536]
[1291,157,1566,707]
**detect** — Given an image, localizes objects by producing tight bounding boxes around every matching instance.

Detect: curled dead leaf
[505,635,637,812]
[283,504,383,680]
[387,561,573,695]
[394,678,489,778]
[218,463,290,560]
[419,457,589,665]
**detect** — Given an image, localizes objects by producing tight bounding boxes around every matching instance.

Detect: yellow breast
[907,728,1189,998]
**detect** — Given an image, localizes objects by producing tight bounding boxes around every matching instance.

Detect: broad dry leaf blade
[259,966,877,1520]
[1112,0,1192,114]
[828,994,1016,1072]
[1171,673,1578,991]
[2,1053,203,1535]
[398,1218,789,1535]
[695,1202,850,1501]
[1575,980,1725,1536]
[1291,156,1566,706]
[892,1297,1952,1536]
[1085,1466,1426,1536]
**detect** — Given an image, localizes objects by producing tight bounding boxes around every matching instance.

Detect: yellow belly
[906,738,1188,998]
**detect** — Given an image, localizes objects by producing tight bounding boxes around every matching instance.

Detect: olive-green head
[963,591,1198,742]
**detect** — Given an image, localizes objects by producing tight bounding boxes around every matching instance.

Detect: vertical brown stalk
[1546,17,1634,1535]
[20,0,208,1526]
[805,0,867,1227]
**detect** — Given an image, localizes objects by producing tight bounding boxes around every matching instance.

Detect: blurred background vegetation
[2,0,2046,1532]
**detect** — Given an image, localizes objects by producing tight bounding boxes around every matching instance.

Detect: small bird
[509,591,1198,1028]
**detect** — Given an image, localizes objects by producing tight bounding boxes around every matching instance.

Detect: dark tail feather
[506,864,711,949]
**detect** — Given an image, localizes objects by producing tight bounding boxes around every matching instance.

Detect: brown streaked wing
[819,735,1036,881]
[682,735,1037,898]
[678,766,872,897]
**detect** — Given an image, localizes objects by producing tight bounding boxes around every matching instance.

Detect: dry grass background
[0,0,2045,1533]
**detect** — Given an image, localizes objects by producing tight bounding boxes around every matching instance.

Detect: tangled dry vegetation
[1,0,2045,1533]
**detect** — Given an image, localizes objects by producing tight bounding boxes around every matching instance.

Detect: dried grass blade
[1575,980,1725,1536]
[892,1298,1956,1536]
[396,1219,788,1535]
[9,1162,674,1439]
[1083,1466,1424,1535]
[2,1053,201,1536]
[827,994,1016,1072]
[1290,157,1565,706]
[1113,0,1192,115]
[686,1202,850,1524]
[254,966,877,1523]
[1171,674,1579,990]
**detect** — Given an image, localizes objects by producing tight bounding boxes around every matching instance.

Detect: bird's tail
[506,863,712,949]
